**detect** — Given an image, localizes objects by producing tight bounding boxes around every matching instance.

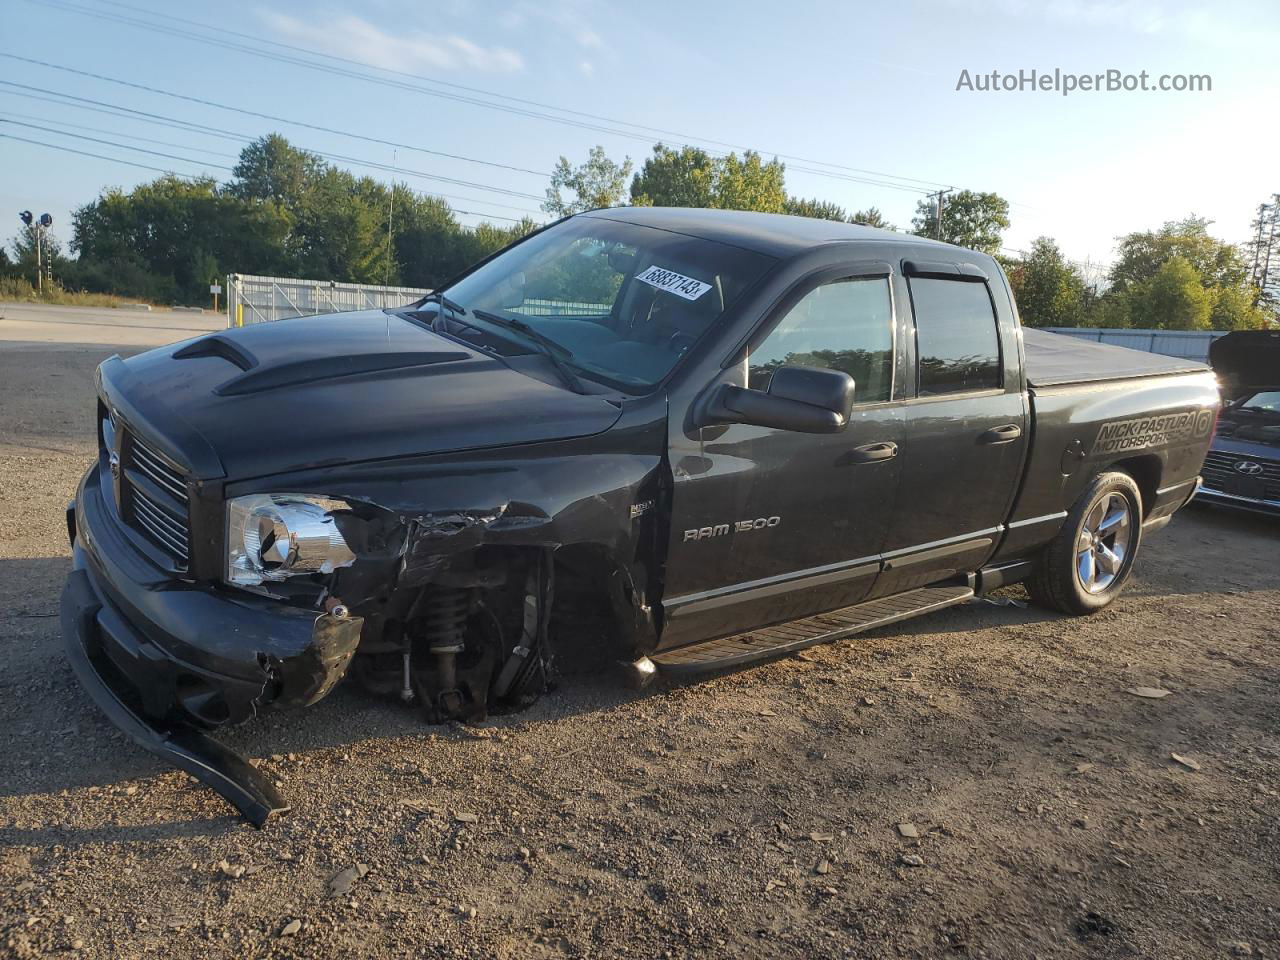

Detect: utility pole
[925,188,952,240]
[385,149,397,287]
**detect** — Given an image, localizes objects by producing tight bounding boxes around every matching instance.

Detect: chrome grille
[131,435,189,503]
[1201,450,1280,500]
[130,485,190,560]
[123,431,191,567]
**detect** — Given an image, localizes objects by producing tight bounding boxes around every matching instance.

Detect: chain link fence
[225,274,431,327]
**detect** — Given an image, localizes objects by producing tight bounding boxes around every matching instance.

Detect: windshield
[441,215,775,391]
[1234,390,1280,414]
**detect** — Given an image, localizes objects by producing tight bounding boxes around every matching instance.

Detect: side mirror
[704,366,854,434]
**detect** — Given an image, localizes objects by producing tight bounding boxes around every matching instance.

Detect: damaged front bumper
[60,464,363,825]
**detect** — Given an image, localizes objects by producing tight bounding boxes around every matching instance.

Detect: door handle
[851,441,898,463]
[980,423,1023,444]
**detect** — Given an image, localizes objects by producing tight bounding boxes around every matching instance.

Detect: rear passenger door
[871,261,1028,597]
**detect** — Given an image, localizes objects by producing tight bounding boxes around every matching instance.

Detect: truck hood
[1209,329,1280,395]
[104,309,624,480]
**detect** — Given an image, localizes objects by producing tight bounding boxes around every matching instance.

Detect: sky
[2,0,1278,272]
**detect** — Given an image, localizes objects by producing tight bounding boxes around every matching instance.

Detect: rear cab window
[907,276,1002,396]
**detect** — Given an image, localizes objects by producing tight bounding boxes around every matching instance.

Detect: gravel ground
[1,311,1278,959]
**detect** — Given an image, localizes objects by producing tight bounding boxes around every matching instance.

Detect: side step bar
[650,584,974,675]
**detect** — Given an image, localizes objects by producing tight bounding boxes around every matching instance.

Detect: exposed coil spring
[422,587,469,652]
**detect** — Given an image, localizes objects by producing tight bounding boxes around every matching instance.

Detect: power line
[2,132,530,223]
[0,51,551,180]
[0,89,545,216]
[13,3,949,194]
[86,0,950,188]
[0,80,547,202]
[0,111,544,216]
[1,118,234,170]
[0,108,240,158]
[0,132,215,178]
[70,0,952,189]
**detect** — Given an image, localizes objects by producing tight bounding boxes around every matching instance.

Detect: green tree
[543,146,632,216]
[630,144,785,212]
[228,134,325,206]
[1126,256,1212,330]
[783,196,849,221]
[911,190,1010,254]
[1006,237,1089,327]
[714,151,786,213]
[630,144,716,208]
[851,207,893,230]
[1109,216,1249,293]
[8,223,67,286]
[59,135,536,302]
[1105,217,1266,330]
[1209,283,1270,330]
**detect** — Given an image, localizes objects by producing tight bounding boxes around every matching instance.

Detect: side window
[748,277,894,404]
[908,277,1001,396]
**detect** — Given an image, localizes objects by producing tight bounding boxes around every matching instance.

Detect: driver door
[660,265,905,649]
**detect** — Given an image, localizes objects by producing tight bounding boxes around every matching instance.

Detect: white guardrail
[225,274,431,327]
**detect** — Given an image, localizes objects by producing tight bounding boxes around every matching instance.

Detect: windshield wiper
[415,291,467,330]
[470,308,588,394]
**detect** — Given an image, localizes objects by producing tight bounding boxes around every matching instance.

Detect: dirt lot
[1,306,1278,959]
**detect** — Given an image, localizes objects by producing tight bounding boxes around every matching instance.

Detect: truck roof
[581,206,964,259]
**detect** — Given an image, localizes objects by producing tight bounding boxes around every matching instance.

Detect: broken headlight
[225,494,356,587]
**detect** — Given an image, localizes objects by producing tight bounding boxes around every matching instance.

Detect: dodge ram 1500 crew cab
[61,207,1219,824]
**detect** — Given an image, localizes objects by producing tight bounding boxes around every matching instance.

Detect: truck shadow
[1,512,1275,842]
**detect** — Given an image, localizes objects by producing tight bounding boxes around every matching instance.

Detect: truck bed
[1023,328,1208,388]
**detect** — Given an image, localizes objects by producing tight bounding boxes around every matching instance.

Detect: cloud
[940,0,1277,44]
[499,0,608,50]
[579,60,595,76]
[259,10,524,73]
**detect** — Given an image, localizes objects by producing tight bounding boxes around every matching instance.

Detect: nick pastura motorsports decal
[1091,409,1214,455]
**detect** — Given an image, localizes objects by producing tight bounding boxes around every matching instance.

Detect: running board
[650,584,974,675]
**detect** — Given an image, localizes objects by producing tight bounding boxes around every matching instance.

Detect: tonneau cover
[1023,328,1208,388]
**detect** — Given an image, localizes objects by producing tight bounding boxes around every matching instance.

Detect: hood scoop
[213,351,471,396]
[173,335,469,396]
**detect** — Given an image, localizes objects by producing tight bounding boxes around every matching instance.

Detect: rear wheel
[1027,471,1143,615]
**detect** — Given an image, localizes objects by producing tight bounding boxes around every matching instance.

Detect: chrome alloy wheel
[1076,492,1132,594]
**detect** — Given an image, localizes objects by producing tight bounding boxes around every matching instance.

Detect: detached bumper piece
[61,568,289,826]
[61,481,364,827]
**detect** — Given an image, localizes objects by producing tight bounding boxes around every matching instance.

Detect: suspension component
[416,587,471,720]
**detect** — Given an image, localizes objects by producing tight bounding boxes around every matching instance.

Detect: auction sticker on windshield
[635,265,712,301]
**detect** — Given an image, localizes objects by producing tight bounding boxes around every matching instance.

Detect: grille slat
[131,489,188,544]
[130,439,188,502]
[118,428,191,568]
[131,497,190,558]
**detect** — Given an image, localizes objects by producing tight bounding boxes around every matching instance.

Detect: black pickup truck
[61,207,1218,824]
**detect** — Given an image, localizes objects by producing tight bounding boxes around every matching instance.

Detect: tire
[1027,471,1143,616]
